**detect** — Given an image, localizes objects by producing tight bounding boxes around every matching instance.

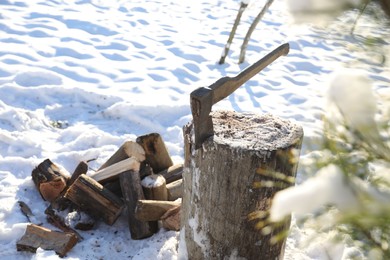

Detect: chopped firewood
[161,205,181,231]
[135,199,181,222]
[46,160,95,234]
[89,157,141,184]
[141,174,168,201]
[119,170,157,240]
[16,224,78,257]
[166,179,183,201]
[158,164,183,184]
[31,159,70,202]
[99,141,146,170]
[136,133,173,173]
[68,161,89,186]
[64,174,124,225]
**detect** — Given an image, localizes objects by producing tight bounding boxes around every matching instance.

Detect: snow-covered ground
[0,0,389,259]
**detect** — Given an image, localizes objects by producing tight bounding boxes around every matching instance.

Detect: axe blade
[190,87,214,149]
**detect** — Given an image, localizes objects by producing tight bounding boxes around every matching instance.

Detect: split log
[102,162,154,198]
[64,174,123,225]
[16,224,78,257]
[166,179,183,201]
[50,160,90,211]
[46,160,95,233]
[96,141,146,194]
[161,205,181,231]
[158,164,183,184]
[68,161,88,186]
[135,199,181,222]
[141,174,168,201]
[136,133,173,173]
[98,141,145,170]
[181,111,303,259]
[31,159,70,202]
[89,157,141,183]
[119,170,157,240]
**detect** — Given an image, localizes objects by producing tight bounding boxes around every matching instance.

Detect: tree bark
[181,111,303,259]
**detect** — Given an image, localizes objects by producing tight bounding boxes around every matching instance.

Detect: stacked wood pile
[17,133,183,257]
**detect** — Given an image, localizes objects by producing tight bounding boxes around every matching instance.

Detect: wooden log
[135,199,181,222]
[46,160,95,234]
[161,205,181,231]
[119,170,157,240]
[89,157,141,183]
[98,141,145,170]
[50,160,90,211]
[68,161,88,186]
[158,164,183,184]
[31,159,70,202]
[141,174,168,201]
[64,174,123,225]
[181,111,303,259]
[136,133,173,173]
[166,179,183,201]
[103,162,155,198]
[16,224,78,257]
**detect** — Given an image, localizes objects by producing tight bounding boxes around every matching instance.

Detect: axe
[190,43,290,149]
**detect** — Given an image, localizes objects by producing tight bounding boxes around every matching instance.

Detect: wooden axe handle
[190,43,290,149]
[211,43,289,104]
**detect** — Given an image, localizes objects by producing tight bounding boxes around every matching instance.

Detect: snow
[0,0,389,259]
[270,164,359,222]
[141,174,166,188]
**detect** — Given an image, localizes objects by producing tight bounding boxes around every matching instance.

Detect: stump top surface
[211,111,303,151]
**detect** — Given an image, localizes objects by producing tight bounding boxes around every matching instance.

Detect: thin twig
[239,0,275,64]
[219,2,248,64]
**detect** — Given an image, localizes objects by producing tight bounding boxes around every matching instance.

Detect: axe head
[190,87,214,149]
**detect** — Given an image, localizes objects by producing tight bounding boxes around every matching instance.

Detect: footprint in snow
[14,71,62,87]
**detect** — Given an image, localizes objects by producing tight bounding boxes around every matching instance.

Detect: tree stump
[181,111,303,259]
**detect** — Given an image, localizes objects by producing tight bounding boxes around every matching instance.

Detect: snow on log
[181,111,303,259]
[141,174,168,201]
